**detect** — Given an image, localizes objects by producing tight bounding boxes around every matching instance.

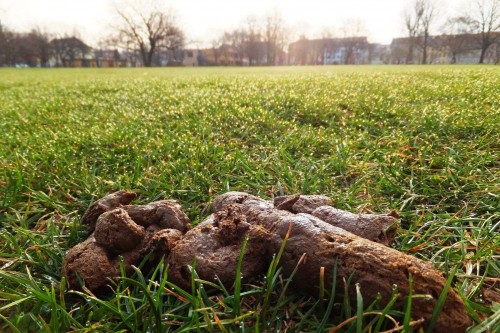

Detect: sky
[0,0,458,47]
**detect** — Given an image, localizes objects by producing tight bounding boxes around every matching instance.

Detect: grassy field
[0,66,499,332]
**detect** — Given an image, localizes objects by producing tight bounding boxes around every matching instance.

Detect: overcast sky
[0,0,459,47]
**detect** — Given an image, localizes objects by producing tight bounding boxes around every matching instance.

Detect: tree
[220,29,247,65]
[218,16,266,66]
[263,10,288,65]
[340,19,368,64]
[468,0,500,63]
[21,29,52,67]
[50,36,90,67]
[441,16,476,62]
[242,16,264,65]
[417,0,439,64]
[293,35,310,65]
[403,0,440,64]
[0,22,18,66]
[403,3,421,63]
[114,1,184,67]
[446,0,500,63]
[0,22,9,65]
[215,13,288,66]
[210,39,222,65]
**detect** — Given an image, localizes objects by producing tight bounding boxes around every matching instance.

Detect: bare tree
[263,10,288,65]
[0,21,11,65]
[113,1,184,67]
[340,19,368,64]
[243,16,264,65]
[0,22,30,67]
[286,35,311,65]
[214,12,289,67]
[24,28,52,67]
[0,22,52,67]
[220,29,249,65]
[418,0,439,64]
[209,39,221,65]
[468,0,500,63]
[442,16,476,62]
[404,3,421,63]
[320,27,336,39]
[404,0,440,64]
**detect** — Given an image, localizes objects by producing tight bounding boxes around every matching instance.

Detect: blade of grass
[373,287,400,332]
[403,274,414,333]
[426,266,458,333]
[233,235,249,317]
[258,223,292,329]
[356,283,363,333]
[318,260,338,331]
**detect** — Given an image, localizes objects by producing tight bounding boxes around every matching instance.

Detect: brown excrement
[62,190,471,333]
[323,234,336,243]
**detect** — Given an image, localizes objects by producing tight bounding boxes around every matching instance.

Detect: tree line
[0,0,498,67]
[404,0,499,64]
[0,26,52,67]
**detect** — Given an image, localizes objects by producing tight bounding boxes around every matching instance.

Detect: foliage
[0,66,499,332]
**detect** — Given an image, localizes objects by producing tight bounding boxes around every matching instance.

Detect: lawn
[0,65,499,332]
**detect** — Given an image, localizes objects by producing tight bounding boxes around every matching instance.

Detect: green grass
[0,65,499,332]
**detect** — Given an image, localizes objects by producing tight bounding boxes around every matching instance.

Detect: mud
[63,190,470,332]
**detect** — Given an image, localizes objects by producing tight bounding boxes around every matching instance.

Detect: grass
[0,65,499,332]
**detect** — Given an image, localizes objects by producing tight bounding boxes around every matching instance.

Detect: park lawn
[0,65,499,331]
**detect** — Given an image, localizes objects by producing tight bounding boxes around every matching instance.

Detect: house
[49,37,95,67]
[181,49,216,66]
[390,33,500,64]
[182,44,242,66]
[119,50,144,67]
[368,43,391,64]
[94,49,121,67]
[183,49,200,66]
[152,49,184,66]
[218,44,240,65]
[182,41,287,67]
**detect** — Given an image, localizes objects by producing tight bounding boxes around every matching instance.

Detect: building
[390,33,500,64]
[49,37,95,67]
[288,37,371,65]
[94,49,121,67]
[368,43,391,64]
[182,42,287,67]
[182,45,242,66]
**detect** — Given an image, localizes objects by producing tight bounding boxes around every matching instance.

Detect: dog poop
[62,192,189,294]
[62,191,470,332]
